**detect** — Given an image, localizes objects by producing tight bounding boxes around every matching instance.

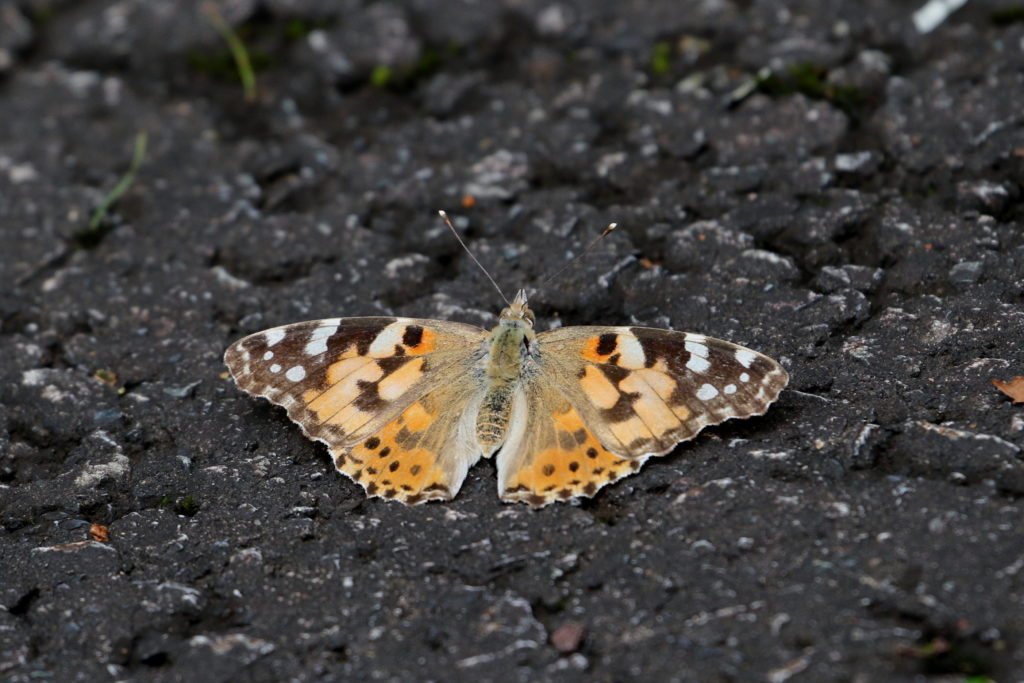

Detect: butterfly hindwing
[495,326,788,506]
[496,382,644,506]
[334,379,488,503]
[225,317,489,503]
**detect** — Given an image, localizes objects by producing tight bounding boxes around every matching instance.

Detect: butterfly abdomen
[476,383,514,455]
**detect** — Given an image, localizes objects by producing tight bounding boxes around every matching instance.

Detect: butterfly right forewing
[495,325,789,506]
[541,326,789,458]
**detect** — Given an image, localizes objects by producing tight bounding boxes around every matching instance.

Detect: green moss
[370,64,393,88]
[283,17,331,40]
[406,48,444,83]
[650,41,672,76]
[757,62,864,114]
[370,45,454,90]
[174,495,200,517]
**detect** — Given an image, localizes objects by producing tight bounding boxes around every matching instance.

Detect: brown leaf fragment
[89,524,109,543]
[992,376,1024,404]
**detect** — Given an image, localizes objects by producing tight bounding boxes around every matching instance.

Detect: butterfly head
[499,289,535,328]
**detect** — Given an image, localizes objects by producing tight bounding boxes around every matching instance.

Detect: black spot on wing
[596,333,618,356]
[603,391,641,423]
[353,380,385,412]
[597,363,630,384]
[377,355,411,377]
[403,325,424,348]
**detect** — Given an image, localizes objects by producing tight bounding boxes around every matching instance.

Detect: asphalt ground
[1,1,1023,680]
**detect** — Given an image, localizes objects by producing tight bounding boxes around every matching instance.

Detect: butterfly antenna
[533,222,618,295]
[438,210,510,307]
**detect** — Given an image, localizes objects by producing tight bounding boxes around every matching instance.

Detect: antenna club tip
[437,209,448,217]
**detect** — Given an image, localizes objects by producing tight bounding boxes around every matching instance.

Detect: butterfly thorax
[476,293,536,456]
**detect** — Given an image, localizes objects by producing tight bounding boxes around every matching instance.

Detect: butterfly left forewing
[496,326,788,506]
[225,317,490,503]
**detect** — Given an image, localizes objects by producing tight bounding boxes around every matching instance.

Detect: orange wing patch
[500,403,642,507]
[303,353,428,436]
[304,357,380,431]
[580,331,646,368]
[577,357,692,453]
[333,400,452,504]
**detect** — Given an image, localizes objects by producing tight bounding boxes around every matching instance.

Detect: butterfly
[224,286,789,507]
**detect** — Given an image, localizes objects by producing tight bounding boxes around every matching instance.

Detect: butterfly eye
[524,309,535,326]
[521,334,537,356]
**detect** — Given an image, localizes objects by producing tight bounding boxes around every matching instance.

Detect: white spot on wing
[265,329,286,347]
[263,351,274,360]
[304,322,340,356]
[368,323,405,357]
[724,384,737,395]
[270,364,282,373]
[686,355,710,373]
[616,335,646,368]
[685,341,709,358]
[286,366,306,382]
[740,372,750,382]
[735,349,757,368]
[305,337,329,356]
[696,383,718,401]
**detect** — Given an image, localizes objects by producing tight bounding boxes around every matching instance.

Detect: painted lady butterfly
[225,215,788,507]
